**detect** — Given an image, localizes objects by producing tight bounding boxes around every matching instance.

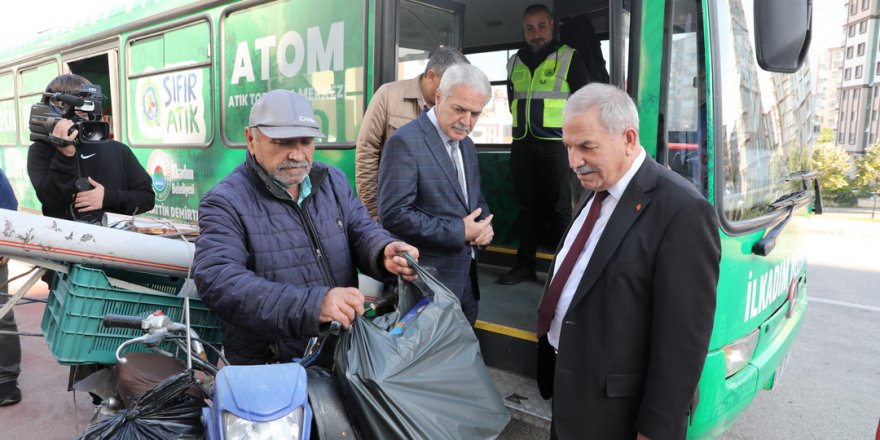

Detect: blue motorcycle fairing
[206,362,313,439]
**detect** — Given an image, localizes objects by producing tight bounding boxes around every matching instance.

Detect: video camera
[29,84,109,145]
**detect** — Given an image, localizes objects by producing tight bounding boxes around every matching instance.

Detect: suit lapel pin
[635,203,642,212]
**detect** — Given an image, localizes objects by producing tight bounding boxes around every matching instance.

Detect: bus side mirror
[754,0,812,73]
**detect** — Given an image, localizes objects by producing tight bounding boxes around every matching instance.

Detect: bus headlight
[722,329,759,378]
[223,407,304,440]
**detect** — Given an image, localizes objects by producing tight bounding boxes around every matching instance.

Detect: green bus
[0,0,818,437]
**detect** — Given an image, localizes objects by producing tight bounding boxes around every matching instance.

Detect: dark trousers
[460,258,479,325]
[0,265,21,385]
[510,140,573,270]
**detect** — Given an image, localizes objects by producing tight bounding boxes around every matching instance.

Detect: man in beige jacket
[355,46,469,219]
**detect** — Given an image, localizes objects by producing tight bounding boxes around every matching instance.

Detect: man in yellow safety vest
[498,4,589,285]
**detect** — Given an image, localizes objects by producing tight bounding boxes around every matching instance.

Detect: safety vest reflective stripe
[551,47,574,95]
[529,90,571,99]
[508,45,576,141]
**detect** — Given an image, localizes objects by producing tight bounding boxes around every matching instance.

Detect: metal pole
[872,192,877,219]
[0,267,46,322]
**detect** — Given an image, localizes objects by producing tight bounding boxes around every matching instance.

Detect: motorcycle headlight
[223,407,305,440]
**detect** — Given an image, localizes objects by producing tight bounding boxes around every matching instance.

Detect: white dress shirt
[548,149,647,349]
[427,109,468,195]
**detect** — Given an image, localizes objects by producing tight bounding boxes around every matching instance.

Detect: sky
[1,0,850,71]
[810,1,848,67]
[0,0,129,50]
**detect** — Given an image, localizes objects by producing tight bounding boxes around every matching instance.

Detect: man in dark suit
[378,63,494,325]
[537,83,721,439]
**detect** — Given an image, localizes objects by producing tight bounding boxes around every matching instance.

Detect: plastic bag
[334,252,510,440]
[78,369,204,440]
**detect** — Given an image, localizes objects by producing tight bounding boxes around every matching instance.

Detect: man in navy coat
[378,63,495,324]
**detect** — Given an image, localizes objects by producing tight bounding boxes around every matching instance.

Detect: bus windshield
[714,0,813,223]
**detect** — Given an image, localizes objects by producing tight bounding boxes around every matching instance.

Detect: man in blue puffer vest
[193,90,419,365]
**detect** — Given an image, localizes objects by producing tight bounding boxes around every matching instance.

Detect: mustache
[277,160,310,171]
[574,165,599,175]
[451,122,470,132]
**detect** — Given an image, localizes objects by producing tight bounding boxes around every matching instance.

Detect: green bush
[826,190,858,207]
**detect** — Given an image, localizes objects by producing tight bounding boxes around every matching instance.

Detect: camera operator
[26,74,154,223]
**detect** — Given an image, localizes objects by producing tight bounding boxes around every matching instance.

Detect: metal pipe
[0,209,194,277]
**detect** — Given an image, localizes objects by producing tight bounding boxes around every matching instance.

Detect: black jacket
[27,139,155,223]
[538,159,720,440]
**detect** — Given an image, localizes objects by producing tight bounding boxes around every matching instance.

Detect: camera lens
[80,125,95,139]
[75,121,108,143]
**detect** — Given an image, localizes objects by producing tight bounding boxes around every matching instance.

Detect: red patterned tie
[537,190,608,337]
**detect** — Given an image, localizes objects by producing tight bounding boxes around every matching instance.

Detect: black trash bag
[334,252,510,440]
[78,369,205,440]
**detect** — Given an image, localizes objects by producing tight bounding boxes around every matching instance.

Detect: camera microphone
[47,92,85,108]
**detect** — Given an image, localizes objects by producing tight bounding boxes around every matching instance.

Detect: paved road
[720,212,880,440]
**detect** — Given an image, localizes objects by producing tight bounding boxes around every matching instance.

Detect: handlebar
[102,314,145,330]
[102,311,208,365]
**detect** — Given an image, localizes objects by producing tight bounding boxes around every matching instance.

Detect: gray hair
[564,83,639,137]
[425,46,470,77]
[438,64,491,103]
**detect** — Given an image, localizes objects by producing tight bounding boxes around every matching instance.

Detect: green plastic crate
[41,264,223,365]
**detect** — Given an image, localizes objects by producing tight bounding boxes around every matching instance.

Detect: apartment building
[837,0,880,155]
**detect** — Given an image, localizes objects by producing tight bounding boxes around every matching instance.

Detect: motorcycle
[78,310,358,440]
[72,257,508,439]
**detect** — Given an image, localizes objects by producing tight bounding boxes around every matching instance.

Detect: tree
[853,143,880,195]
[812,143,852,204]
[816,127,833,144]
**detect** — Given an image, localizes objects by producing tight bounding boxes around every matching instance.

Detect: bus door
[456,0,633,255]
[62,42,121,141]
[661,0,708,194]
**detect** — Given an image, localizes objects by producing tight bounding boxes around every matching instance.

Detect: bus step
[487,366,551,432]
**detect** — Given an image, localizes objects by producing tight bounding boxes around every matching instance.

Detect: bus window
[398,0,459,80]
[715,0,813,223]
[126,21,213,148]
[465,50,515,145]
[664,0,707,194]
[0,73,16,146]
[18,62,59,147]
